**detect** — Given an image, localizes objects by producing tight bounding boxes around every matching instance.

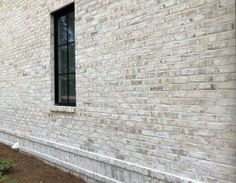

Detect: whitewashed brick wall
[0,0,235,182]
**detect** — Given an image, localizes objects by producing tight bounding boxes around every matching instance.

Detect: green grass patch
[0,159,16,183]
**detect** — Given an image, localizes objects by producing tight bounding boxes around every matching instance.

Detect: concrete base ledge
[0,128,199,183]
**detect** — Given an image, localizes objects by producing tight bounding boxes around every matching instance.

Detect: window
[54,4,76,106]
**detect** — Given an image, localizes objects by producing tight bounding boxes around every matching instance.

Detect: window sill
[50,106,76,113]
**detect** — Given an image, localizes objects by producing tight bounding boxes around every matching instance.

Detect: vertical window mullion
[66,14,69,105]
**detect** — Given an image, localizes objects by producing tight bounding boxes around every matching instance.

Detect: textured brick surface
[0,0,235,182]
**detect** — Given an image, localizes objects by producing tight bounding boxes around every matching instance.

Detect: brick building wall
[0,0,235,182]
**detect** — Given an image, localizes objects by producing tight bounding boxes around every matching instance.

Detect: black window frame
[53,4,76,106]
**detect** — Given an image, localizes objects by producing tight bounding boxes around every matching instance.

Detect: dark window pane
[54,4,75,106]
[58,46,67,74]
[68,43,75,73]
[68,74,76,104]
[57,16,67,45]
[58,74,68,104]
[68,12,74,43]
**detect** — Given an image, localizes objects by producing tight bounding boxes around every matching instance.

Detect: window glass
[68,43,75,73]
[68,74,76,105]
[68,12,75,43]
[54,4,75,106]
[58,46,67,74]
[58,75,68,104]
[57,16,67,45]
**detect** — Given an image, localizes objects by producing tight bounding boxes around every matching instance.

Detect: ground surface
[0,143,87,183]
